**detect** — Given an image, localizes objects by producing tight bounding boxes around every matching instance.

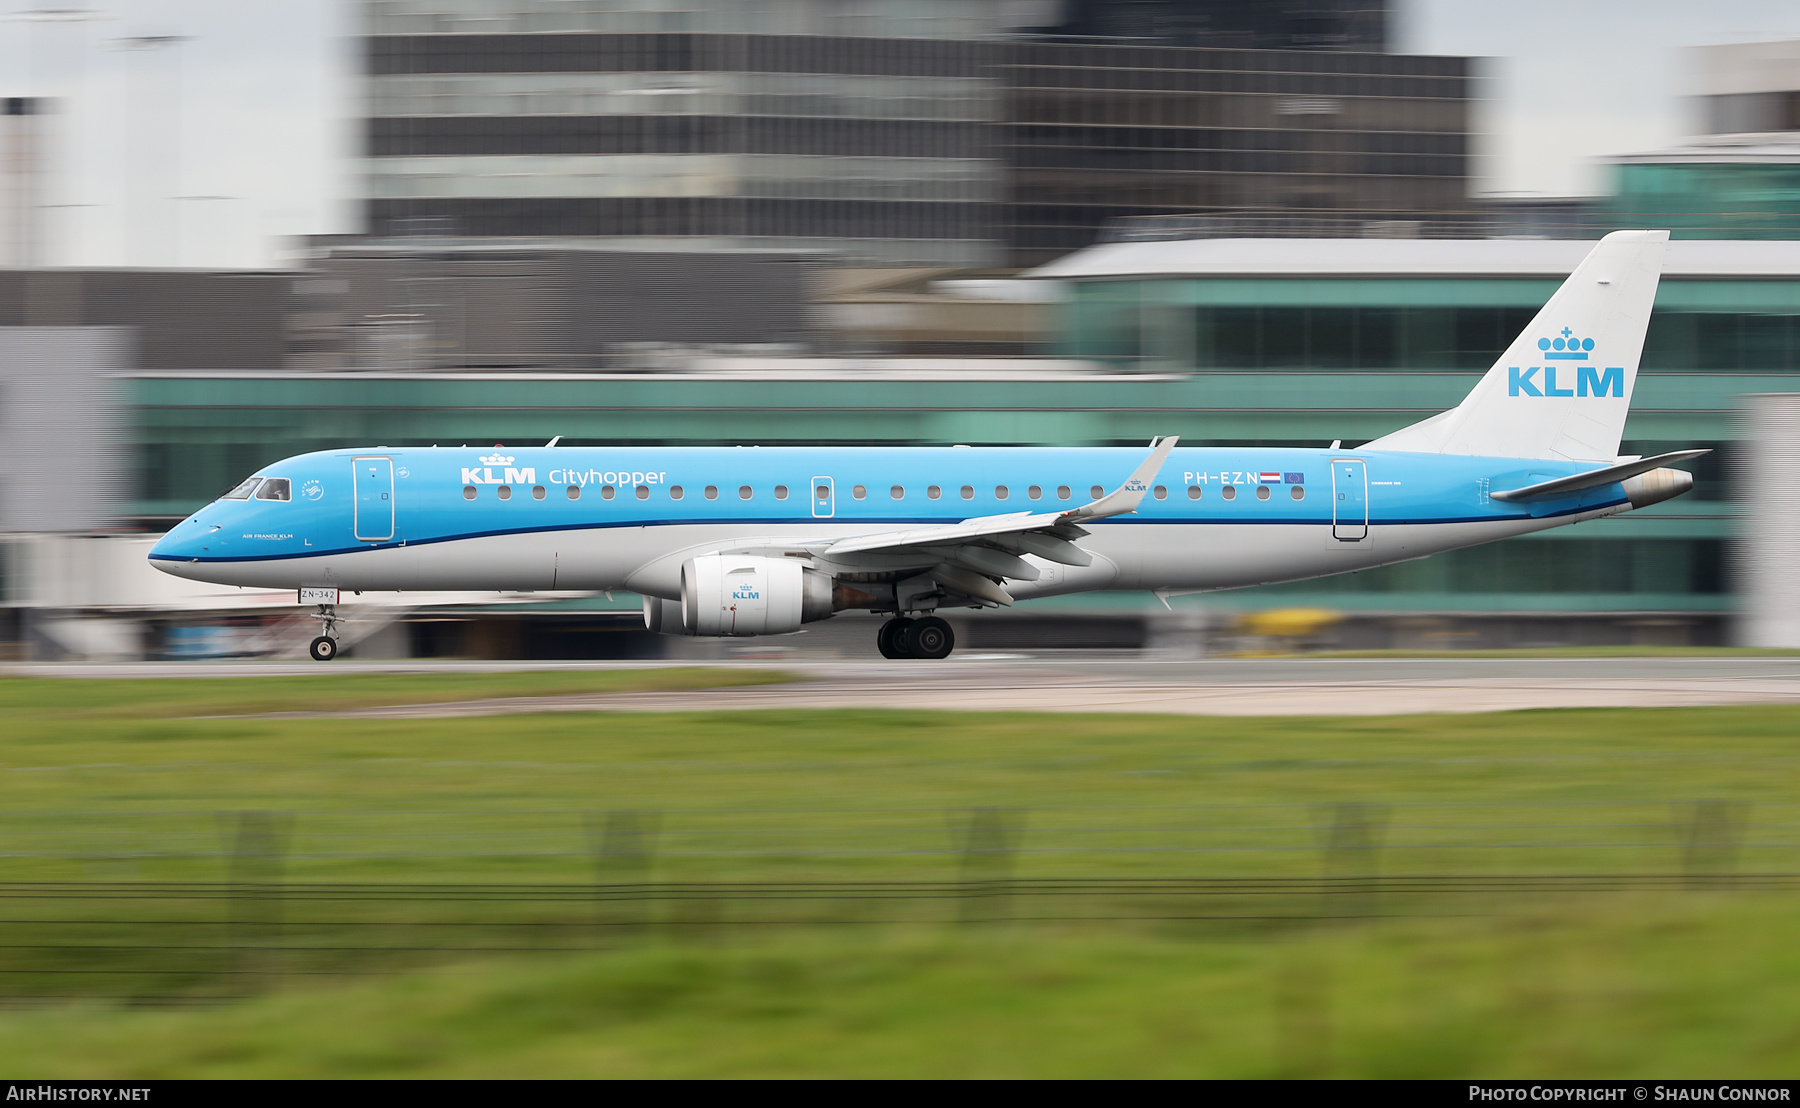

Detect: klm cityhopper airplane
[152,230,1703,662]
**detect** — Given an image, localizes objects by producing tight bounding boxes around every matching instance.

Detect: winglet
[1063,436,1178,523]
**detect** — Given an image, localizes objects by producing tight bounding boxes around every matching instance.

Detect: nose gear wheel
[308,604,341,662]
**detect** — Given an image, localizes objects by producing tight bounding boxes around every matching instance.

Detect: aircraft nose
[148,516,219,574]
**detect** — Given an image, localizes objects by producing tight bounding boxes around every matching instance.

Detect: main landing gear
[308,604,341,662]
[878,615,954,660]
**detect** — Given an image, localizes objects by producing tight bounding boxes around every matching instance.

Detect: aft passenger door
[354,455,395,542]
[811,475,835,519]
[1331,458,1368,542]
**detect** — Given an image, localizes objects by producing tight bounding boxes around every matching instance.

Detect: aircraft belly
[1085,517,1578,592]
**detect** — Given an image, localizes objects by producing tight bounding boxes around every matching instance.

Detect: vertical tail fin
[1363,229,1668,461]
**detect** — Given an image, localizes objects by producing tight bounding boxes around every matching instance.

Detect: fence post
[587,810,658,940]
[1681,800,1746,889]
[227,811,290,991]
[956,807,1021,925]
[1319,802,1387,919]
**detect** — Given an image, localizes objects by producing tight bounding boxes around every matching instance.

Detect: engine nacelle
[642,595,696,636]
[677,554,834,636]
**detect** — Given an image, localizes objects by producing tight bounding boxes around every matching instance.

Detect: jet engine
[652,554,835,636]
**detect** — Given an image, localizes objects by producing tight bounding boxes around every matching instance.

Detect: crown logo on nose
[479,454,515,465]
[1538,327,1593,361]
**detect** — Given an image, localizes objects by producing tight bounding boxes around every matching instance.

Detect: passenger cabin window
[1291,486,1305,500]
[738,485,752,500]
[532,485,546,500]
[928,485,941,500]
[706,486,719,500]
[890,485,904,499]
[222,477,260,500]
[566,485,580,500]
[852,485,867,499]
[670,485,684,500]
[497,486,513,500]
[1028,485,1042,499]
[1058,485,1071,500]
[1153,485,1167,500]
[1188,486,1202,500]
[775,485,789,500]
[960,485,974,500]
[602,485,616,500]
[995,485,1009,500]
[1222,486,1237,500]
[463,485,477,500]
[636,485,650,499]
[255,478,291,501]
[1256,485,1271,500]
[1090,485,1104,499]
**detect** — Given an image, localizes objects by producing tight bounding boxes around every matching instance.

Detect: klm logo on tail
[1508,328,1623,398]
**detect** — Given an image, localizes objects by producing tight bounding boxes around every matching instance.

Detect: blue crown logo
[1537,327,1593,361]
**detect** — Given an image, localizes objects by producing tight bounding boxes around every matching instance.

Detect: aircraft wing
[805,436,1177,606]
[1489,448,1708,503]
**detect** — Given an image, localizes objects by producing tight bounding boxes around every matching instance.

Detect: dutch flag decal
[1259,472,1281,483]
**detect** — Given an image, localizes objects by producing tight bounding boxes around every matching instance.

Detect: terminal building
[1606,39,1800,239]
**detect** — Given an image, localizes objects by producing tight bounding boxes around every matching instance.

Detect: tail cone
[1622,467,1693,509]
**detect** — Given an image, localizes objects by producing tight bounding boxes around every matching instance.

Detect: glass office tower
[360,0,1468,266]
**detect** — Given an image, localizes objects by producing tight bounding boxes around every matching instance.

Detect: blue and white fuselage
[147,443,1659,597]
[147,231,1704,659]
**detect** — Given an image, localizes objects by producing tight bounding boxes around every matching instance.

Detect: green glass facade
[1611,161,1800,240]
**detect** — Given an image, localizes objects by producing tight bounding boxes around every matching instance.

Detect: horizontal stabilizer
[1489,449,1709,502]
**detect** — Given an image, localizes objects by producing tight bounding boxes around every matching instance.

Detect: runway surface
[13,655,1800,717]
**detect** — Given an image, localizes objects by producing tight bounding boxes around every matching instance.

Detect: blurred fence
[0,800,1789,1004]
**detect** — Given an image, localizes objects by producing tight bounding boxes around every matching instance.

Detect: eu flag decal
[1283,472,1304,484]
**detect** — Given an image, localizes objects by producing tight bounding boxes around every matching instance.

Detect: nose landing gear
[877,615,954,660]
[308,604,341,662]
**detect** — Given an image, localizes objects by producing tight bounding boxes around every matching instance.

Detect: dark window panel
[368,197,997,242]
[369,115,993,159]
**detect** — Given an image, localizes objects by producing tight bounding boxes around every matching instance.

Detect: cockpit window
[221,477,261,500]
[254,478,291,501]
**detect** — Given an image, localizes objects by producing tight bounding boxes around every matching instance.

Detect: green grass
[5,899,1800,1078]
[0,667,791,720]
[1289,646,1800,659]
[1,677,1798,1076]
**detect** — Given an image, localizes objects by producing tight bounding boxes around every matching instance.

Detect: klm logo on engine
[732,586,761,601]
[1508,328,1623,398]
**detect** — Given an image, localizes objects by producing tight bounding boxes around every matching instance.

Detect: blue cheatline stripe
[145,496,1622,568]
